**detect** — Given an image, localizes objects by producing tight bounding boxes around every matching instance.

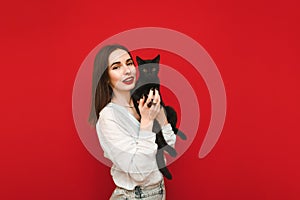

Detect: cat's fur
[131,55,187,180]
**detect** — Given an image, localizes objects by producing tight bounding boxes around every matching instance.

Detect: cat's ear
[136,56,144,65]
[153,54,160,63]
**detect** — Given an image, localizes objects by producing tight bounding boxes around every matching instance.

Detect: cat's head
[136,54,160,79]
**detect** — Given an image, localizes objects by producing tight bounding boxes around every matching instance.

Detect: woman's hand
[156,106,168,128]
[138,89,161,131]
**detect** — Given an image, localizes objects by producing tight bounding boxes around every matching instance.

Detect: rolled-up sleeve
[161,123,176,148]
[96,108,158,182]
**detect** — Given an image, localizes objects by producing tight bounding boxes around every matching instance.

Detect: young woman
[89,44,176,199]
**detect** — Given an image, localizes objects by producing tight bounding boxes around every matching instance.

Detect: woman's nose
[123,64,131,74]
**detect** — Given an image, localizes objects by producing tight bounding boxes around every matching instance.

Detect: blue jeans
[110,180,165,200]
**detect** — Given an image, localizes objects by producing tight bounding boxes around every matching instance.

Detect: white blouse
[96,102,176,190]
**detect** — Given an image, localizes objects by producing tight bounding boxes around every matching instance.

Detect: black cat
[131,54,187,180]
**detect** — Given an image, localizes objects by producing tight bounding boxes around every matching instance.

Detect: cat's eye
[143,68,148,73]
[152,68,157,72]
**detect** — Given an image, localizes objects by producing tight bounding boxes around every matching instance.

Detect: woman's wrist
[156,107,168,127]
[157,118,168,128]
[140,118,154,132]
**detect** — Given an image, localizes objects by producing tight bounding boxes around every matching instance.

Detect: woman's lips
[122,77,134,85]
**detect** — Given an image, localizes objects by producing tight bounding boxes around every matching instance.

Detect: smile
[122,77,134,85]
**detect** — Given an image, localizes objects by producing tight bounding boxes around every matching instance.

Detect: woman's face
[107,49,136,92]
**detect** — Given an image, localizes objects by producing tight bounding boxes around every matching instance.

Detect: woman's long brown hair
[89,44,131,126]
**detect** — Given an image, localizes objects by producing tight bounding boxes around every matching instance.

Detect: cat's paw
[163,145,177,157]
[177,130,187,140]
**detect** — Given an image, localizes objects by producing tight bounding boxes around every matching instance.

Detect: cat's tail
[156,149,173,180]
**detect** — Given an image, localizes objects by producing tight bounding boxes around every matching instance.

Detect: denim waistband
[116,180,164,199]
[134,180,164,198]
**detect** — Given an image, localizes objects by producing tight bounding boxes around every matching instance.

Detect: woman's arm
[156,107,177,148]
[97,108,158,182]
[97,89,163,182]
[161,123,176,148]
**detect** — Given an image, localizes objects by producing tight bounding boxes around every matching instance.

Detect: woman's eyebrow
[109,61,121,68]
[126,58,133,62]
[110,58,132,68]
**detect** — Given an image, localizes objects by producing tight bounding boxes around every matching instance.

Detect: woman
[89,44,176,199]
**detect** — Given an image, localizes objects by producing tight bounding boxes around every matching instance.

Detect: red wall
[1,0,300,199]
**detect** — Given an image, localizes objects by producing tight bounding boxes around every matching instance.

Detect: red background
[1,0,300,199]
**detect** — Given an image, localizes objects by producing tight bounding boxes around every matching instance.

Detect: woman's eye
[112,66,120,70]
[127,62,134,66]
